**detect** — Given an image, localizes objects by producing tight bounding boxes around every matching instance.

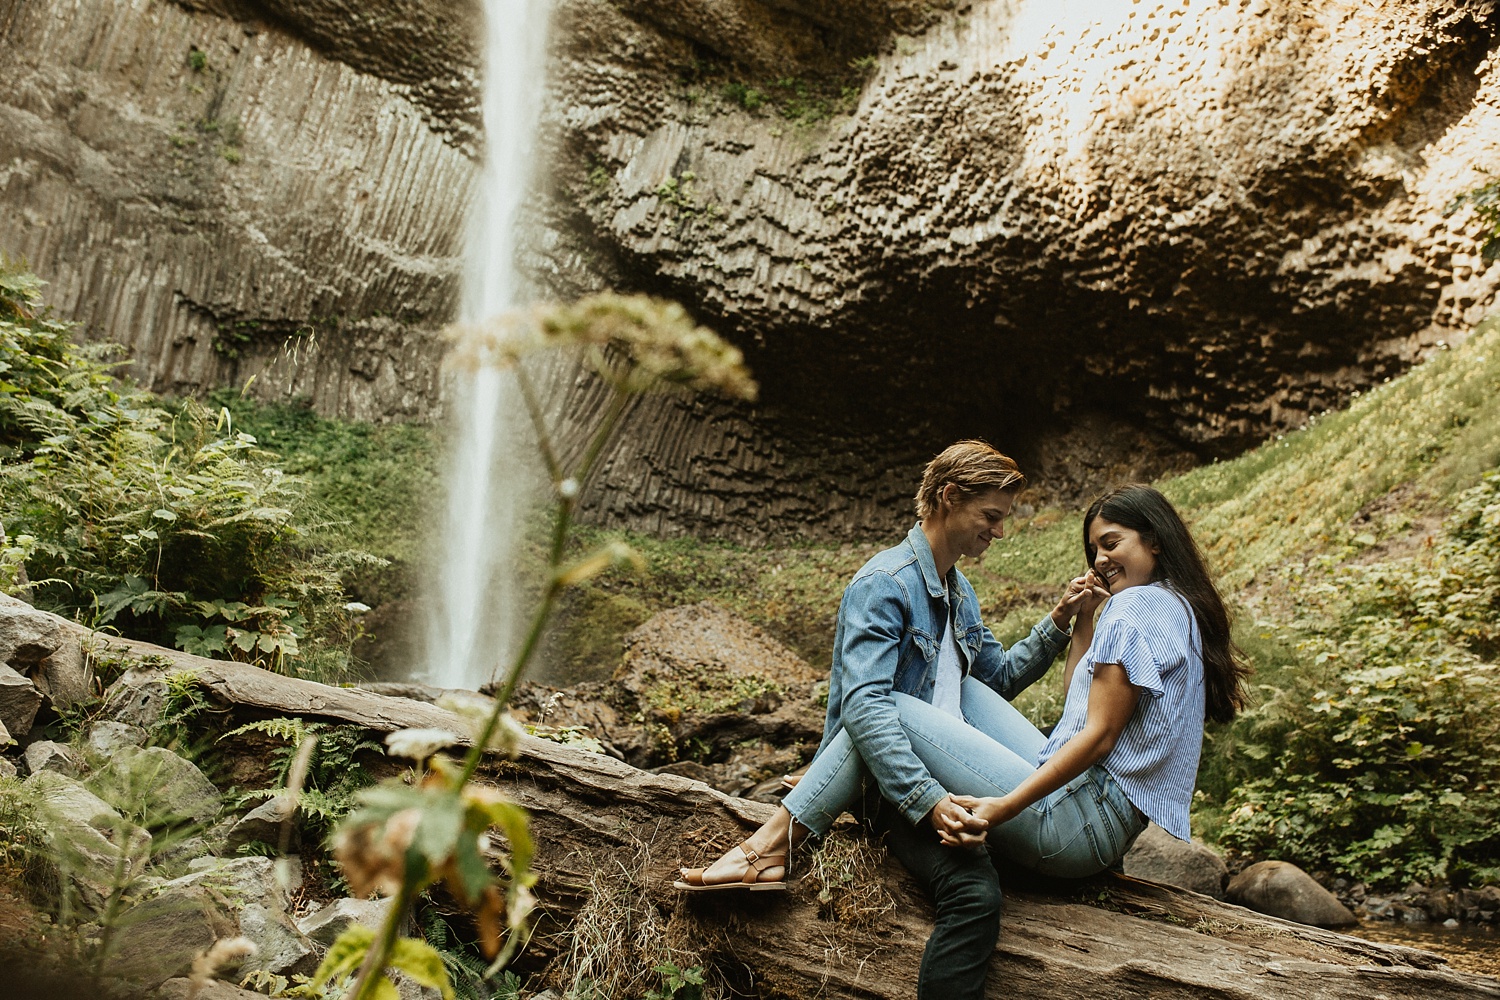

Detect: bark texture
[59,612,1499,999]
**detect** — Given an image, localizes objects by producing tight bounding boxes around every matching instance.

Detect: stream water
[425,0,553,690]
[1347,920,1500,977]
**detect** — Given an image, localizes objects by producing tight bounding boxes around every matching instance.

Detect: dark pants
[863,793,1002,1000]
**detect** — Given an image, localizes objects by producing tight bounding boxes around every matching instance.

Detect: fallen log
[87,638,1500,1000]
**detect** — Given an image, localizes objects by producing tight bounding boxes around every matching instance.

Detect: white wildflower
[385,727,460,760]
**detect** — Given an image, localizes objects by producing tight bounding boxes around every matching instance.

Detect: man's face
[943,487,1016,561]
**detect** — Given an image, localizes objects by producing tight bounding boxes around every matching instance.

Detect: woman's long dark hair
[1084,484,1249,724]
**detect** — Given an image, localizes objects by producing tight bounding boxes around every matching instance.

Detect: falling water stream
[425,0,554,690]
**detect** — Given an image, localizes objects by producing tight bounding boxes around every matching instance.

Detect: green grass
[205,391,441,569]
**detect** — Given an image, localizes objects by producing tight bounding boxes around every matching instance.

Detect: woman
[678,483,1247,888]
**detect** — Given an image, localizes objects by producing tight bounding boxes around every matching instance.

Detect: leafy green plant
[315,293,755,1000]
[1216,471,1500,886]
[0,260,379,682]
[223,718,382,843]
[644,963,705,1000]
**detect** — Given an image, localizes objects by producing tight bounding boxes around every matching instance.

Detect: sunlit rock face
[1,0,1497,538]
[535,0,1500,530]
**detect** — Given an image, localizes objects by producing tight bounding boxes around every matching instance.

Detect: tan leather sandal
[673,842,787,892]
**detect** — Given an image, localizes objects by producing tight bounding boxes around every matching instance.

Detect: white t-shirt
[931,612,964,720]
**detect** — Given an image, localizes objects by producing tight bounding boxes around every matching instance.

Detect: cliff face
[2,0,1498,537]
[0,0,476,422]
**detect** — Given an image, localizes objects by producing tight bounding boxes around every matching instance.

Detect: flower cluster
[445,293,758,402]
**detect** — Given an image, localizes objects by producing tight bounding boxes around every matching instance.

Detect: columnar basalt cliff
[2,0,1498,537]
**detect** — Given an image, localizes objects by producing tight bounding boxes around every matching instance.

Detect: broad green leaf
[389,938,454,1000]
[309,924,374,990]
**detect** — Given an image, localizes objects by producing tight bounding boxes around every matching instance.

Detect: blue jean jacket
[819,523,1071,827]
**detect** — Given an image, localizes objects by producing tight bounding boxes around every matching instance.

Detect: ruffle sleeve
[1087,618,1165,698]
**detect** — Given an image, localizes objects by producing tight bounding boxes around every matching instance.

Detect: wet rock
[296,896,394,947]
[0,664,42,739]
[1123,824,1229,899]
[92,746,223,827]
[22,739,81,777]
[1227,861,1359,928]
[24,769,152,912]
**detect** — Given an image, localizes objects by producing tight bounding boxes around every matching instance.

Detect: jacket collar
[907,522,950,600]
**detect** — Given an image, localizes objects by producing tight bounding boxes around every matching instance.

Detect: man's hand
[929,794,989,847]
[1050,571,1111,631]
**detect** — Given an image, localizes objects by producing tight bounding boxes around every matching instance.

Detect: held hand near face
[928,794,990,847]
[1050,571,1112,630]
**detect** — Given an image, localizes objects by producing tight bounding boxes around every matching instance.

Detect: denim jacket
[819,523,1071,827]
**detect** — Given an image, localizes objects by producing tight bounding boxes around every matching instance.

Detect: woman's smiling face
[1087,517,1159,593]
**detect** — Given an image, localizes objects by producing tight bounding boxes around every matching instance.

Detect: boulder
[296,896,395,947]
[0,594,92,710]
[24,769,152,912]
[1123,824,1229,899]
[224,797,298,854]
[87,720,149,756]
[0,756,16,779]
[107,882,239,987]
[155,857,317,978]
[509,603,823,787]
[22,740,81,777]
[1227,861,1359,928]
[92,746,223,827]
[156,978,269,1000]
[0,664,42,739]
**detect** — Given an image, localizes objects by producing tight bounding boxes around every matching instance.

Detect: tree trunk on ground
[87,636,1500,1000]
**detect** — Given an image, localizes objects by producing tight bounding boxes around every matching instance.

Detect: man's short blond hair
[914,440,1026,520]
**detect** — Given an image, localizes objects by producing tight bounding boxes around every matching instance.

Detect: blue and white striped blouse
[1036,581,1205,840]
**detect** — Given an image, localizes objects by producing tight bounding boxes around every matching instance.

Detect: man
[679,440,1094,999]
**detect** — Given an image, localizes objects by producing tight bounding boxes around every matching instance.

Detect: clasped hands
[1050,570,1111,630]
[929,793,1025,847]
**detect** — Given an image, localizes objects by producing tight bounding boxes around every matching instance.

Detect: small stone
[296,896,393,946]
[1443,918,1460,928]
[0,756,17,779]
[1226,861,1358,928]
[23,739,81,777]
[225,797,297,853]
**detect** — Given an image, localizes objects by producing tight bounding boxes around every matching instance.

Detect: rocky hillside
[2,0,1498,537]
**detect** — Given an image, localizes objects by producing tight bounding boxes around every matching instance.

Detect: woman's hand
[1050,572,1112,631]
[950,794,1023,829]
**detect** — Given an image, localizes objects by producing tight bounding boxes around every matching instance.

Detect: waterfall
[425,0,553,690]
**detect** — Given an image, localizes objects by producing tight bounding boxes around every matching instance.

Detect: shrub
[0,258,378,681]
[1217,472,1500,886]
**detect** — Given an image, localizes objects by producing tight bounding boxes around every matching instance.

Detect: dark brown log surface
[93,637,1500,1000]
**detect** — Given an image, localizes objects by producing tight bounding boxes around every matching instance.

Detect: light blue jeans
[783,676,1149,878]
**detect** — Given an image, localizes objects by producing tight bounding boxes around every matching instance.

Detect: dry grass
[802,826,897,930]
[551,836,712,1000]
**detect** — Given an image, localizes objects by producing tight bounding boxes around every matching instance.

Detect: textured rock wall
[0,0,475,421]
[3,0,1498,539]
[534,0,1500,530]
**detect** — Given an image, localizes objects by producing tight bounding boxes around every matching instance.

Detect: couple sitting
[676,440,1249,999]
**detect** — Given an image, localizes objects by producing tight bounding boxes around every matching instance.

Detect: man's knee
[932,853,1003,922]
